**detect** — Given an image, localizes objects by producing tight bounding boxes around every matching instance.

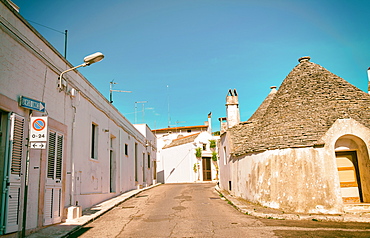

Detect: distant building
[0,1,156,235]
[219,56,370,214]
[153,115,219,183]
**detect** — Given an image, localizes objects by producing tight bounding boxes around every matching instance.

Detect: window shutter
[47,132,56,179]
[10,114,24,175]
[56,135,63,180]
[5,113,24,234]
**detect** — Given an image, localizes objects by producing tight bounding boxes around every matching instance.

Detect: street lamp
[58,52,104,90]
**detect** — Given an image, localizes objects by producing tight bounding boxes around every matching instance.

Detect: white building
[153,115,219,183]
[0,1,156,235]
[134,124,158,186]
[161,131,219,183]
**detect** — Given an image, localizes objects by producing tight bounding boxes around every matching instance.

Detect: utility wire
[26,19,68,59]
[27,19,65,34]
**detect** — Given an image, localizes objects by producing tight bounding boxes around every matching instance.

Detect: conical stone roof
[229,57,370,156]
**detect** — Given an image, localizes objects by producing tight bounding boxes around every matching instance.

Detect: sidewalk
[26,184,161,238]
[215,185,370,223]
[27,183,370,237]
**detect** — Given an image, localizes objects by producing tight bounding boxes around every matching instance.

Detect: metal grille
[56,135,63,180]
[47,132,56,179]
[10,115,24,175]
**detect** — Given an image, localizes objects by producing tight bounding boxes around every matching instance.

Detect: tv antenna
[110,80,131,103]
[135,101,148,124]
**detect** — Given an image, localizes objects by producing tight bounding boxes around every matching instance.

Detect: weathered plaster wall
[238,147,341,214]
[322,118,370,203]
[219,118,370,214]
[218,133,232,190]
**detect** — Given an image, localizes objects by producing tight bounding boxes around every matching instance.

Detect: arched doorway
[335,135,370,203]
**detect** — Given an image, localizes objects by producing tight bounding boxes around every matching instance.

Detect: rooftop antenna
[175,121,186,126]
[134,101,148,124]
[109,80,131,103]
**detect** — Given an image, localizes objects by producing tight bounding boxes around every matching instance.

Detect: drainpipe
[21,110,32,237]
[70,105,76,206]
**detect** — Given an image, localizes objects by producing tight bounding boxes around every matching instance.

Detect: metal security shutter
[5,113,25,234]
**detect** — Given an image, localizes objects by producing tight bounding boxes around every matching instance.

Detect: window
[91,123,98,159]
[202,143,207,151]
[147,153,151,168]
[125,144,128,156]
[187,129,191,133]
[48,131,64,180]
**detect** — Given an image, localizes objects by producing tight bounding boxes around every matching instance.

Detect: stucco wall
[219,118,370,214]
[0,1,156,233]
[161,143,196,183]
[161,132,219,183]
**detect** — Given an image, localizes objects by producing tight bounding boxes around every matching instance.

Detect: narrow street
[68,183,370,238]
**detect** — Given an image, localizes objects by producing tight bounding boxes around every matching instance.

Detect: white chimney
[226,89,240,128]
[207,112,212,133]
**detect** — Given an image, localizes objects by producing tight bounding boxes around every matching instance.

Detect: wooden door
[44,131,63,225]
[336,151,362,203]
[202,157,212,181]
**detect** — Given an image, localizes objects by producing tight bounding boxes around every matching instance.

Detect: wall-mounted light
[58,52,104,90]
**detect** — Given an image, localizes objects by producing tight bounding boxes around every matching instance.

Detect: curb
[27,183,161,238]
[62,183,161,237]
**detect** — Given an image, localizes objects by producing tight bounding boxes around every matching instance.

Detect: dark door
[202,157,212,181]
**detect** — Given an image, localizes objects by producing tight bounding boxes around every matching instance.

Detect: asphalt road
[68,183,370,238]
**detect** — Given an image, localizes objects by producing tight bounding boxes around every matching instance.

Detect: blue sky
[12,0,370,131]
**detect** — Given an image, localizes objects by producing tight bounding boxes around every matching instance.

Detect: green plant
[212,151,219,180]
[195,147,202,158]
[211,151,218,161]
[209,140,216,150]
[193,163,198,173]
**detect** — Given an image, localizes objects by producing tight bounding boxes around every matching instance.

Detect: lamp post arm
[58,63,87,88]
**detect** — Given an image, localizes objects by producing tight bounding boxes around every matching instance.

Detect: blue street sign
[19,96,46,112]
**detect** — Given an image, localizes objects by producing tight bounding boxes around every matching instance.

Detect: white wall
[219,118,370,214]
[160,132,219,183]
[161,143,196,183]
[0,1,156,233]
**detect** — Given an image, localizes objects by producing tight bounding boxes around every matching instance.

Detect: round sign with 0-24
[30,116,48,142]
